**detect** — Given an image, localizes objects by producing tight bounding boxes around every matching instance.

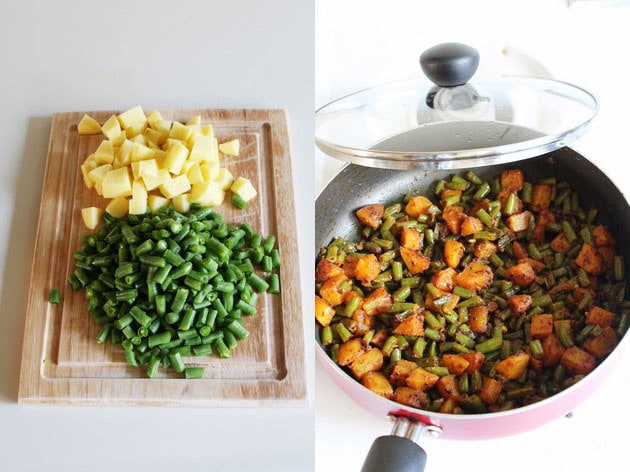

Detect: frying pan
[315,148,630,471]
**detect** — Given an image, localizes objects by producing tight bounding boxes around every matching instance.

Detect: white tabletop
[0,1,313,471]
[316,1,630,470]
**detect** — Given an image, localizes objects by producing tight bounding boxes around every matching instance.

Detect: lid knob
[420,43,479,87]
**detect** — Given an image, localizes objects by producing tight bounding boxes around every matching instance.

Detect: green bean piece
[556,320,574,348]
[48,288,61,304]
[185,367,205,379]
[614,256,625,281]
[169,351,185,373]
[475,337,502,353]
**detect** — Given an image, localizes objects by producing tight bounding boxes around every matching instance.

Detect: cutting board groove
[19,108,305,405]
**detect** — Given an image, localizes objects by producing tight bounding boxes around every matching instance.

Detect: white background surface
[316,1,630,471]
[0,1,314,471]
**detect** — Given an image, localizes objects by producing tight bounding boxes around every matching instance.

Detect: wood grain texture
[18,109,306,405]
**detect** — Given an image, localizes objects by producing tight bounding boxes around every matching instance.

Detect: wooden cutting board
[18,109,306,405]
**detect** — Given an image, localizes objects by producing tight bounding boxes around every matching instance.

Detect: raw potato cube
[105,196,129,218]
[147,195,170,212]
[94,140,114,165]
[129,196,147,215]
[80,157,97,188]
[77,114,101,135]
[219,138,240,156]
[143,128,165,146]
[201,124,214,137]
[201,162,220,181]
[131,143,155,162]
[164,141,189,174]
[102,167,132,199]
[124,121,147,139]
[81,207,103,229]
[231,177,258,202]
[186,115,201,125]
[117,105,146,129]
[186,162,205,184]
[153,119,172,135]
[214,168,234,191]
[190,180,225,206]
[146,110,164,129]
[172,193,191,213]
[131,159,158,180]
[142,168,170,191]
[101,114,122,141]
[115,140,134,168]
[132,180,147,200]
[88,164,112,195]
[169,121,192,141]
[159,174,191,199]
[189,135,213,161]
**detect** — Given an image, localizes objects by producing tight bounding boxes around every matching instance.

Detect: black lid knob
[420,43,479,87]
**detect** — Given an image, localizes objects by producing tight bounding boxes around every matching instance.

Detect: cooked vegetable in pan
[316,169,629,413]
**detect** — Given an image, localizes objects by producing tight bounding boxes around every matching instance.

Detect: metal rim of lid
[315,76,598,170]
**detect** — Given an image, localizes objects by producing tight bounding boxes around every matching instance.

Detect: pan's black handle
[420,42,479,87]
[361,435,427,472]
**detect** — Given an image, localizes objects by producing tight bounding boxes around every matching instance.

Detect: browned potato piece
[351,309,373,336]
[598,246,615,268]
[441,354,470,376]
[350,348,384,380]
[444,239,465,269]
[362,287,393,316]
[399,247,431,274]
[389,359,419,386]
[362,371,393,398]
[315,295,335,327]
[531,314,554,339]
[400,227,422,250]
[500,169,524,192]
[392,313,424,337]
[479,377,502,405]
[454,262,494,290]
[473,240,497,260]
[393,387,428,409]
[518,257,546,274]
[508,294,532,316]
[338,338,366,366]
[460,351,485,373]
[512,241,528,260]
[425,292,459,312]
[442,205,465,235]
[354,254,381,283]
[355,204,384,230]
[550,233,572,254]
[319,274,350,306]
[530,184,552,212]
[542,333,565,367]
[561,346,596,375]
[431,267,456,292]
[503,262,536,287]
[506,211,532,232]
[469,305,489,334]
[575,243,603,275]
[495,352,530,380]
[316,258,344,283]
[436,375,460,400]
[592,225,616,247]
[585,306,616,327]
[405,195,433,218]
[583,326,617,359]
[460,216,483,237]
[405,367,439,391]
[530,209,555,244]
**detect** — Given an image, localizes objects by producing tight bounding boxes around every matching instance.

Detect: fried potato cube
[503,262,536,287]
[506,211,532,232]
[531,314,554,339]
[460,351,485,373]
[441,354,470,376]
[338,338,367,366]
[495,352,530,380]
[406,367,440,391]
[561,346,596,375]
[550,233,572,254]
[473,240,497,260]
[356,204,385,230]
[442,205,465,235]
[389,360,419,386]
[583,326,617,359]
[354,254,381,283]
[461,216,483,237]
[316,258,344,284]
[500,169,524,192]
[469,305,489,334]
[508,294,532,316]
[444,239,465,269]
[512,241,529,260]
[598,246,615,268]
[436,375,460,400]
[315,295,335,327]
[362,371,393,398]
[592,225,616,247]
[575,243,603,275]
[585,306,616,327]
[431,267,456,292]
[530,184,552,212]
[392,313,424,337]
[400,227,422,250]
[351,308,373,336]
[362,287,393,316]
[479,377,502,405]
[542,333,565,367]
[393,387,428,409]
[350,348,384,380]
[405,196,433,218]
[399,247,431,274]
[454,262,494,290]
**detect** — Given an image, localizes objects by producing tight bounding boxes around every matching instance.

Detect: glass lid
[315,43,598,170]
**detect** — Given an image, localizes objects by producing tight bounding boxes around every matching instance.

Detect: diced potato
[134,159,158,180]
[460,352,485,373]
[146,110,164,129]
[460,216,483,237]
[315,295,335,327]
[319,274,350,307]
[114,140,134,168]
[503,262,536,287]
[231,177,258,202]
[469,305,489,334]
[512,241,528,260]
[531,314,554,339]
[392,313,424,337]
[585,306,615,327]
[316,258,344,284]
[454,262,493,290]
[159,174,191,199]
[338,338,366,366]
[131,143,155,162]
[201,124,214,137]
[153,119,172,135]
[442,205,465,234]
[117,105,146,129]
[94,140,114,165]
[142,168,170,191]
[506,211,532,232]
[400,227,421,250]
[592,225,615,247]
[399,247,430,274]
[186,115,201,126]
[353,254,380,283]
[186,162,205,184]
[598,246,615,268]
[389,360,418,386]
[575,243,603,275]
[101,114,122,141]
[550,233,572,254]
[362,287,393,316]
[163,140,189,174]
[129,133,146,145]
[440,188,461,206]
[81,207,103,229]
[216,138,240,158]
[143,127,166,146]
[77,114,101,135]
[436,375,459,400]
[87,164,112,190]
[147,195,170,212]
[583,326,617,359]
[431,267,456,292]
[169,121,192,141]
[479,377,502,405]
[542,333,565,367]
[530,209,554,244]
[508,294,532,316]
[405,195,433,218]
[172,194,191,213]
[200,162,220,181]
[214,168,234,191]
[102,167,132,199]
[444,239,465,269]
[393,387,428,409]
[189,135,213,161]
[355,204,384,230]
[350,348,384,380]
[129,195,147,215]
[519,257,545,273]
[362,371,393,398]
[530,184,552,212]
[500,169,524,192]
[473,240,497,259]
[190,180,225,206]
[441,354,470,376]
[105,196,129,218]
[80,157,97,188]
[406,367,439,391]
[561,346,596,375]
[495,352,530,380]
